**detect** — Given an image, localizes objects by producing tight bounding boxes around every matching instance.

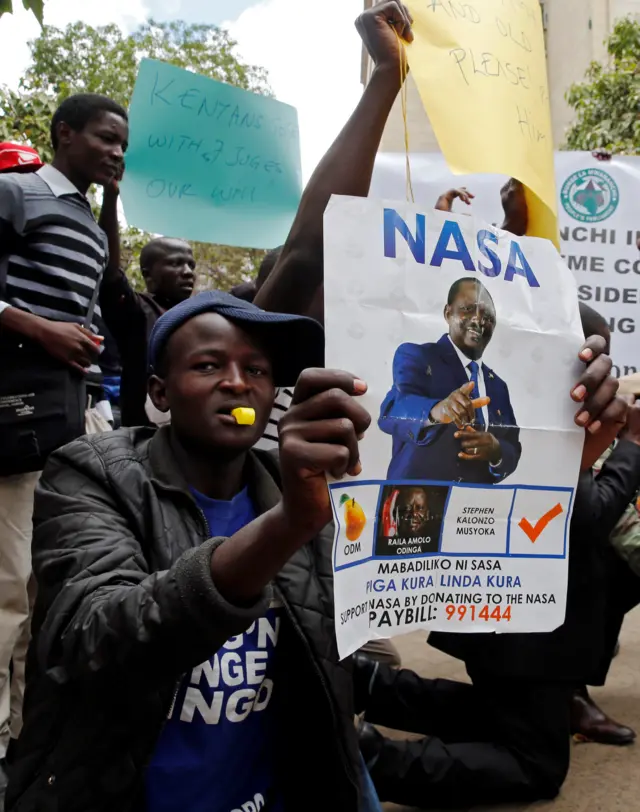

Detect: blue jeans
[360,753,383,812]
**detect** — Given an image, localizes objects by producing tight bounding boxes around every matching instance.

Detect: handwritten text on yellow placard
[405,0,558,246]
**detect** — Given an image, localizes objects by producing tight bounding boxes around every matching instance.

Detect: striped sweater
[0,165,107,331]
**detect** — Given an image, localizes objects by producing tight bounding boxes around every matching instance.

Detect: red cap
[0,143,44,173]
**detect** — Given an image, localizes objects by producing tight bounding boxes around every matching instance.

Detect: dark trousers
[590,545,640,686]
[365,664,573,809]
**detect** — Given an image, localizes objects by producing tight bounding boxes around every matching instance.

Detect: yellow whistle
[231,407,256,426]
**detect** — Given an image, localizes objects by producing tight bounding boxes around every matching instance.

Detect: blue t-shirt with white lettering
[146,487,284,812]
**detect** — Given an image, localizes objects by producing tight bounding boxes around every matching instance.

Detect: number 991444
[445,605,512,622]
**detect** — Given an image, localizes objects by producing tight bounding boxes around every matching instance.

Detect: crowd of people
[0,2,639,810]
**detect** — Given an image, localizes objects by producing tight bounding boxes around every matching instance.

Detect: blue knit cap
[148,290,324,387]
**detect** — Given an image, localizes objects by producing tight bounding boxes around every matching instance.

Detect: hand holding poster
[404,0,557,246]
[119,59,302,249]
[324,196,584,659]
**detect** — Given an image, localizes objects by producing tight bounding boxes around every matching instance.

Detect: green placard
[120,59,302,249]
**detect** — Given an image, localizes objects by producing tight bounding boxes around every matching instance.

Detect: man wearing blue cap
[8,290,376,811]
[7,282,630,812]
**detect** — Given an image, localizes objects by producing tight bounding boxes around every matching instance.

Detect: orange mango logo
[340,494,366,541]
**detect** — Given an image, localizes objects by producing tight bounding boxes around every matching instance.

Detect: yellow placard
[405,0,558,247]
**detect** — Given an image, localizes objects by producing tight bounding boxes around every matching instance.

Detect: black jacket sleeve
[98,270,152,425]
[32,438,272,684]
[98,268,146,349]
[575,440,640,541]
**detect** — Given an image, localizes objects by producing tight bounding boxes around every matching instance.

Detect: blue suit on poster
[378,278,521,484]
[379,336,521,483]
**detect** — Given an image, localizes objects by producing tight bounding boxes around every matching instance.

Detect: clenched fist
[278,369,372,538]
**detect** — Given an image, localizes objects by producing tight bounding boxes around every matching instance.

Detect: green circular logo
[560,168,619,222]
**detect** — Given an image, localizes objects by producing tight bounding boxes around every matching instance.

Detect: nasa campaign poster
[370,152,640,380]
[324,196,585,659]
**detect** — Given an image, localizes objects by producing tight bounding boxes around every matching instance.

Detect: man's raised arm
[98,177,122,285]
[254,1,413,318]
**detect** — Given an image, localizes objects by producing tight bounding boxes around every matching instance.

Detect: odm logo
[340,493,366,541]
[560,168,620,223]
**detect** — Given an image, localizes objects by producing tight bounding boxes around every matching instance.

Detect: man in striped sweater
[0,93,128,776]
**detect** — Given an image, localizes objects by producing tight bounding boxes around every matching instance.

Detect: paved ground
[382,607,640,812]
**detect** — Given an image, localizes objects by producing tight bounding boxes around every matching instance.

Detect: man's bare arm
[254,1,413,319]
[98,181,122,285]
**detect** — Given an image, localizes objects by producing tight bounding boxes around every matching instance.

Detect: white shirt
[447,335,489,427]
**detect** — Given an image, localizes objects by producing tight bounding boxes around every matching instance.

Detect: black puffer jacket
[7,428,361,811]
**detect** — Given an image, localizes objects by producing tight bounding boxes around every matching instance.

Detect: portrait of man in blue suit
[379,277,521,484]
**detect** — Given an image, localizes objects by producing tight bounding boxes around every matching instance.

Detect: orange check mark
[518,503,564,543]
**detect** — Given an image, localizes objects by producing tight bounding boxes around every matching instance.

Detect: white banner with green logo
[371,152,640,377]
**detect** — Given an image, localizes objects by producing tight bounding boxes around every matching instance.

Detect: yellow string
[395,29,414,203]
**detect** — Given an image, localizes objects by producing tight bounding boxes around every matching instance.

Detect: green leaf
[0,0,44,24]
[339,494,352,506]
[564,18,640,155]
[22,0,43,24]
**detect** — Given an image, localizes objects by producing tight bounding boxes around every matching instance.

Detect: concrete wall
[613,0,640,21]
[544,0,640,146]
[543,0,595,146]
